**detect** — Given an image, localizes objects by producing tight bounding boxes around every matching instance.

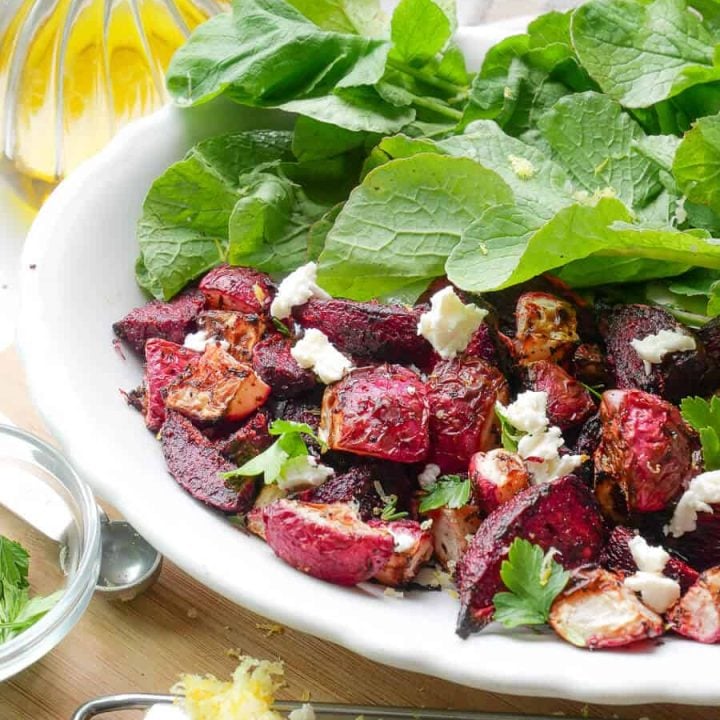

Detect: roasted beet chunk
[369,519,433,587]
[252,334,317,398]
[427,358,509,473]
[113,289,205,353]
[455,475,604,636]
[304,465,383,520]
[321,365,429,463]
[524,361,595,431]
[197,310,266,361]
[470,449,530,515]
[594,389,697,519]
[143,338,199,432]
[293,299,433,367]
[666,509,720,572]
[550,567,664,648]
[199,265,274,314]
[160,411,255,513]
[572,343,608,388]
[165,345,271,424]
[601,526,699,593]
[262,500,394,585]
[514,292,579,365]
[698,316,720,367]
[667,567,720,643]
[604,304,714,402]
[217,411,272,465]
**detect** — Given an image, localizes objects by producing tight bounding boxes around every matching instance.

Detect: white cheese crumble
[270,262,330,320]
[473,449,510,486]
[418,463,442,490]
[388,527,416,554]
[183,329,229,352]
[417,286,488,359]
[665,470,720,538]
[291,328,353,384]
[623,536,680,614]
[276,455,334,492]
[499,391,582,484]
[500,391,548,434]
[630,329,697,375]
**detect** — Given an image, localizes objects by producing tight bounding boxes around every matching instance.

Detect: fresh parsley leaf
[681,396,720,470]
[380,494,409,521]
[0,537,29,590]
[419,474,471,513]
[492,538,570,629]
[495,405,522,452]
[222,419,322,484]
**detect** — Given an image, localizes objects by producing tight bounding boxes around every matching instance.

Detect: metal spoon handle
[70,695,583,720]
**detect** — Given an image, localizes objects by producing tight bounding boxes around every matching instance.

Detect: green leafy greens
[418,474,472,513]
[0,536,62,644]
[492,538,571,628]
[680,395,720,470]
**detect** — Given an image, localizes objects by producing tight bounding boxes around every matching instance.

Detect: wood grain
[0,346,717,720]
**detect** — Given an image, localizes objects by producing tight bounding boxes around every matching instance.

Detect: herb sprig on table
[135,0,720,326]
[0,536,62,643]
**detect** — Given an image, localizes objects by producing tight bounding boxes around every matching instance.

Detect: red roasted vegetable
[369,519,433,587]
[321,365,430,463]
[571,343,608,388]
[514,292,579,365]
[143,338,199,432]
[601,526,699,593]
[666,509,720,572]
[549,567,664,648]
[113,289,206,353]
[525,361,595,431]
[160,411,255,513]
[604,304,714,402]
[293,298,433,367]
[667,567,720,643]
[165,345,271,424]
[425,505,482,572]
[469,449,530,515]
[217,411,273,465]
[199,265,274,314]
[427,358,509,473]
[197,310,266,362]
[455,475,604,636]
[252,333,317,398]
[594,389,697,519]
[262,500,394,585]
[302,465,384,521]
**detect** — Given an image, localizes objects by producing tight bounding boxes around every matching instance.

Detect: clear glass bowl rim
[0,423,101,679]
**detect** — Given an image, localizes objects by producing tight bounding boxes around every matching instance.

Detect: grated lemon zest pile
[171,657,285,720]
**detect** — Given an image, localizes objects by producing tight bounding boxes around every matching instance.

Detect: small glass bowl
[0,424,101,680]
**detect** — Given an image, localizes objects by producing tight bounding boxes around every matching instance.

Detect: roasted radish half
[320,365,429,463]
[550,567,664,649]
[262,500,394,585]
[165,345,271,424]
[197,310,266,361]
[370,519,433,587]
[594,389,697,519]
[199,265,274,314]
[667,567,720,643]
[514,292,579,365]
[427,358,509,473]
[469,449,529,515]
[425,505,482,573]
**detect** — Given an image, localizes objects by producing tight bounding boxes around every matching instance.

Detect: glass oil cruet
[0,0,229,204]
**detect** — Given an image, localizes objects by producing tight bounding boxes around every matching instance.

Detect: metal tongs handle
[71,695,581,720]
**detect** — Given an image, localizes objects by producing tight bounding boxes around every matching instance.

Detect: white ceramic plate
[17,19,720,706]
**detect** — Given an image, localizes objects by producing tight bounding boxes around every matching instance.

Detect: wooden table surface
[0,345,717,720]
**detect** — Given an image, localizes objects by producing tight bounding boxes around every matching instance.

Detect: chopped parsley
[681,395,720,470]
[418,474,471,513]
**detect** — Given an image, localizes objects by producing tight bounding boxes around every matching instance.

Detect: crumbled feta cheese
[388,527,416,554]
[417,287,488,359]
[420,518,433,531]
[666,470,720,538]
[518,426,583,484]
[499,391,549,434]
[628,535,670,575]
[183,330,229,352]
[630,329,697,375]
[291,328,353,384]
[270,262,330,320]
[472,449,510,485]
[418,463,442,490]
[145,705,189,720]
[623,536,680,613]
[289,705,316,720]
[508,154,536,180]
[624,572,680,614]
[276,455,334,492]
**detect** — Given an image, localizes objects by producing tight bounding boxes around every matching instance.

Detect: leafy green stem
[409,94,463,121]
[386,57,466,97]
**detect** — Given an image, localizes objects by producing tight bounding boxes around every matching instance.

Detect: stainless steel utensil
[71,696,583,720]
